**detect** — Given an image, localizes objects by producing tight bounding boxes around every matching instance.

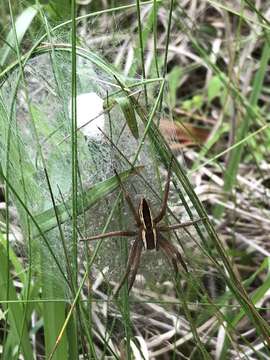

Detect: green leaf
[114,96,139,139]
[0,237,34,360]
[182,95,203,111]
[45,0,71,20]
[42,283,69,360]
[167,66,182,107]
[33,167,141,236]
[208,75,223,102]
[0,5,39,67]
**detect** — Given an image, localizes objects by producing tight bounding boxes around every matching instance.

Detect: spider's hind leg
[113,238,142,297]
[128,241,143,292]
[159,234,188,274]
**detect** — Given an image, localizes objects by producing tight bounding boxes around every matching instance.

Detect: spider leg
[81,230,136,242]
[128,241,143,292]
[158,218,204,232]
[154,158,173,223]
[159,234,188,273]
[114,170,141,226]
[159,240,178,273]
[113,238,141,297]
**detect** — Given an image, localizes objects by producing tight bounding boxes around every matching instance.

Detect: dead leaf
[159,119,210,149]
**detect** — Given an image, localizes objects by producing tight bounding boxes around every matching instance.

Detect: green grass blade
[113,96,139,139]
[42,282,69,360]
[33,167,141,237]
[215,37,270,217]
[0,240,34,359]
[129,95,270,348]
[0,5,39,67]
[135,0,148,107]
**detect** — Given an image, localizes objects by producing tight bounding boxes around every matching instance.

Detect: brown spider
[82,163,202,296]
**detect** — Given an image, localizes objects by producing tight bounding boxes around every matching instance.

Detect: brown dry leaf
[159,119,210,149]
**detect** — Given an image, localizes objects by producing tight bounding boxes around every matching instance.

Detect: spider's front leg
[81,230,136,242]
[154,160,172,224]
[158,217,204,232]
[114,170,141,226]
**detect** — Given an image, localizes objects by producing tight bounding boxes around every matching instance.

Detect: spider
[82,162,202,296]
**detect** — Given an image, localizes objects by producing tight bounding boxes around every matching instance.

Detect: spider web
[0,42,181,300]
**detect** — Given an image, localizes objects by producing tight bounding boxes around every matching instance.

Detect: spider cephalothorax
[82,162,202,296]
[139,198,158,250]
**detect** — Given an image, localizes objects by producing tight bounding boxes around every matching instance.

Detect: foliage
[0,1,270,359]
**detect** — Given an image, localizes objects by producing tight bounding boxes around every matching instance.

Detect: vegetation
[0,1,270,359]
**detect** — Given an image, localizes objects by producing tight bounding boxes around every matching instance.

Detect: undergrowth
[0,1,270,359]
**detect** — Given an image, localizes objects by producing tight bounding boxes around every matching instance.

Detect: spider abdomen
[142,228,157,250]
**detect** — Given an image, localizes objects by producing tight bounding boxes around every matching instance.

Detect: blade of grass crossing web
[0,240,33,359]
[57,177,130,360]
[7,4,70,357]
[0,168,71,290]
[36,5,72,121]
[0,234,26,284]
[0,4,157,357]
[36,4,77,357]
[162,0,173,78]
[0,5,38,67]
[118,197,133,360]
[43,167,83,358]
[136,0,148,107]
[0,65,43,360]
[71,0,78,287]
[56,187,96,360]
[158,0,174,113]
[5,4,36,358]
[1,75,13,358]
[118,82,211,355]
[33,168,141,236]
[153,0,160,77]
[113,76,165,165]
[114,96,139,139]
[0,2,162,82]
[48,192,126,359]
[65,2,80,358]
[47,170,141,358]
[131,1,161,78]
[42,286,69,360]
[15,123,36,359]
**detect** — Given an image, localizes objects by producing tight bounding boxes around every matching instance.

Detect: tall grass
[0,1,270,359]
